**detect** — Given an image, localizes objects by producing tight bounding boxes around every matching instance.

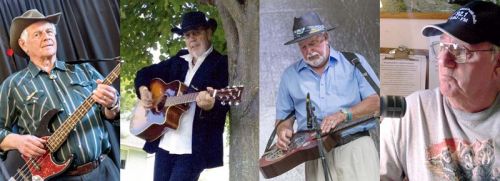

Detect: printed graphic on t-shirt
[426,138,499,180]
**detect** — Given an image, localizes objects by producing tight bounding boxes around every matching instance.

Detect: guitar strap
[340,52,380,95]
[264,111,295,152]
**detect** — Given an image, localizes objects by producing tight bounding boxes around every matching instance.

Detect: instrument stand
[310,109,334,181]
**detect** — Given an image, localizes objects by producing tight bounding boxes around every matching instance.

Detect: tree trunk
[214,0,259,180]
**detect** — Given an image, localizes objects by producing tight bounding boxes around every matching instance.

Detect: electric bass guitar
[259,114,376,178]
[129,78,243,142]
[6,63,120,181]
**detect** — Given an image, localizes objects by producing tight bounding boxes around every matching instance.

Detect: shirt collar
[296,46,338,72]
[28,60,67,77]
[180,46,214,66]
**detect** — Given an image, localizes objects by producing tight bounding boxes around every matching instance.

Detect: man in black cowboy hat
[0,9,119,180]
[275,12,380,181]
[380,1,500,180]
[134,11,228,180]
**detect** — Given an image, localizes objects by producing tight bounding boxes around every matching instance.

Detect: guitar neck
[164,92,200,107]
[162,85,243,108]
[46,63,120,152]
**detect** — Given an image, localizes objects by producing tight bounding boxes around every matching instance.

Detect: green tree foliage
[120,0,226,111]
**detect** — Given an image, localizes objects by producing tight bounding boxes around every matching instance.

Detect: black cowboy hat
[422,1,500,46]
[171,11,217,35]
[284,12,336,45]
[9,9,61,57]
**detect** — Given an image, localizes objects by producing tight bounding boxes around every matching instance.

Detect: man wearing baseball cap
[380,1,500,180]
[275,12,380,181]
[0,9,119,180]
[134,11,229,180]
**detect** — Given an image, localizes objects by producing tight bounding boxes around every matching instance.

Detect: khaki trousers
[305,136,379,181]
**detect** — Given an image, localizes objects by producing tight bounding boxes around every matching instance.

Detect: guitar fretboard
[164,92,199,107]
[46,63,120,152]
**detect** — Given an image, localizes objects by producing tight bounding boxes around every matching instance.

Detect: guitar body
[7,109,73,181]
[130,79,189,142]
[259,115,376,178]
[259,131,336,179]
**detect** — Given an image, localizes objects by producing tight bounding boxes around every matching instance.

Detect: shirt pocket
[330,71,350,95]
[22,89,51,121]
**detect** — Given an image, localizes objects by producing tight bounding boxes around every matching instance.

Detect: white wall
[380,18,445,50]
[120,146,155,181]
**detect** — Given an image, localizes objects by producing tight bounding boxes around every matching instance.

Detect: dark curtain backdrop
[0,0,120,177]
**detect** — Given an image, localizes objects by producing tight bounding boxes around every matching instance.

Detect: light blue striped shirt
[0,60,111,166]
[276,47,379,136]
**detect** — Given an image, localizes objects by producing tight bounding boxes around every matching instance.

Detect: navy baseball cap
[422,1,500,46]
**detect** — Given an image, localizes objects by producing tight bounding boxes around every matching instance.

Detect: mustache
[188,40,199,45]
[306,52,320,60]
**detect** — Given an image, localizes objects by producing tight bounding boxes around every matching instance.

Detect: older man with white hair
[275,12,380,181]
[0,9,119,180]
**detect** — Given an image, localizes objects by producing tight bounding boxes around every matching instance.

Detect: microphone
[380,95,406,118]
[343,53,405,118]
[306,93,313,129]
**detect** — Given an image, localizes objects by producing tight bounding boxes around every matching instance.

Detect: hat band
[293,25,325,39]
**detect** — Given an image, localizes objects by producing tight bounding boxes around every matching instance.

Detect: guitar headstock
[214,86,244,106]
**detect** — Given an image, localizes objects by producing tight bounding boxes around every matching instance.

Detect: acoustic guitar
[6,62,120,181]
[129,78,243,142]
[259,114,376,178]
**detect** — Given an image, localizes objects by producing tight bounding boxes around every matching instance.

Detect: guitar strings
[11,153,49,181]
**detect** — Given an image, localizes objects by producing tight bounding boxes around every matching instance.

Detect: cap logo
[449,8,477,24]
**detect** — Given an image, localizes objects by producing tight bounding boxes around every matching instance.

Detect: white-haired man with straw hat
[0,9,119,180]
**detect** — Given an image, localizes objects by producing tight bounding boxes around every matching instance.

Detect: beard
[303,43,329,68]
[188,42,209,58]
[304,51,328,67]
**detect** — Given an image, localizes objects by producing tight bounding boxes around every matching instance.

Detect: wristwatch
[340,108,352,122]
[107,96,120,112]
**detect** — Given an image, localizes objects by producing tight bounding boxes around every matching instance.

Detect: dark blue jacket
[134,49,229,169]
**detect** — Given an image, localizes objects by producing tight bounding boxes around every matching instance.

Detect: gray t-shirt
[380,88,500,181]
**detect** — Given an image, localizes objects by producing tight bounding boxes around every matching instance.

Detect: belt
[65,154,106,176]
[334,131,370,148]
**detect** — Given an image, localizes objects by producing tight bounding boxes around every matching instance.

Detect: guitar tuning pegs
[221,101,226,106]
[235,102,240,106]
[228,101,232,106]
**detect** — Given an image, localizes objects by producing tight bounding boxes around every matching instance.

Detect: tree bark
[214,0,259,180]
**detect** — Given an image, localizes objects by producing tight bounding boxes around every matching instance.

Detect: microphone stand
[307,93,333,181]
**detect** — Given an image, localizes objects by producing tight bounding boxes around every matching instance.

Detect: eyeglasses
[183,27,208,39]
[430,41,498,63]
